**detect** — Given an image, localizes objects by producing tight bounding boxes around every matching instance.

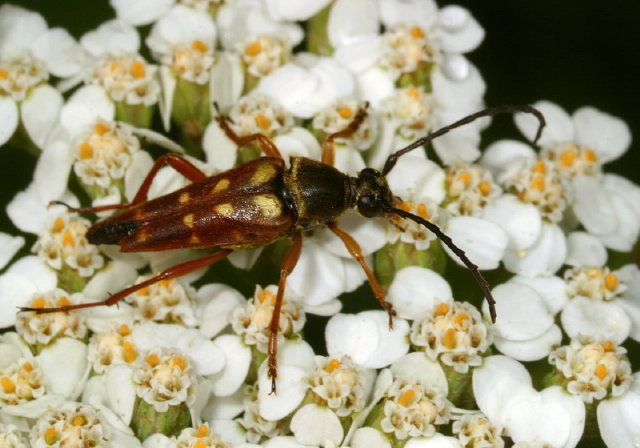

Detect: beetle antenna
[382,105,545,175]
[388,207,497,323]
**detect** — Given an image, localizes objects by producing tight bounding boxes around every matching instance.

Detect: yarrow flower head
[29,402,111,447]
[547,335,633,403]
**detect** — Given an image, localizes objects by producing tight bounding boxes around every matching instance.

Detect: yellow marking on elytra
[183,213,195,228]
[179,192,190,203]
[249,163,277,185]
[190,235,201,244]
[137,229,149,242]
[213,178,230,193]
[252,194,282,218]
[214,203,234,217]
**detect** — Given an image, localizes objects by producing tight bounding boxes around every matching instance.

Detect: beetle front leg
[321,105,369,167]
[214,104,283,160]
[328,222,396,328]
[19,249,232,314]
[267,232,303,394]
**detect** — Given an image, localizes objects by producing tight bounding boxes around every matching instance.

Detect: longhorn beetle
[21,104,545,393]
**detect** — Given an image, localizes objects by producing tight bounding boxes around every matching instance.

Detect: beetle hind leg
[321,104,369,167]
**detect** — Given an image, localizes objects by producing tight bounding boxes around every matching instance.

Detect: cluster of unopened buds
[0,1,639,448]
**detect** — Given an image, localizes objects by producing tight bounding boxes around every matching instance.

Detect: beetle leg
[321,106,369,166]
[132,153,208,204]
[267,231,303,394]
[19,249,232,314]
[214,108,283,160]
[328,222,396,328]
[48,153,208,214]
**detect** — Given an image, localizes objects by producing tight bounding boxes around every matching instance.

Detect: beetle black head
[354,168,394,218]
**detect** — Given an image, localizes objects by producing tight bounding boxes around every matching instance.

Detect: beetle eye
[357,194,382,217]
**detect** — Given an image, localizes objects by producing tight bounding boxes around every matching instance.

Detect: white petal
[333,35,380,74]
[279,339,316,371]
[506,386,585,448]
[201,386,244,421]
[21,84,63,149]
[480,139,535,182]
[333,146,366,176]
[387,266,453,320]
[7,255,57,291]
[573,106,631,163]
[390,352,448,394]
[39,337,89,399]
[258,363,307,420]
[598,389,640,448]
[327,0,379,47]
[443,216,508,270]
[377,0,438,27]
[80,19,140,57]
[436,6,484,54]
[326,313,379,365]
[210,335,251,396]
[405,434,462,448]
[274,127,322,162]
[34,140,73,204]
[492,324,562,361]
[0,273,37,328]
[487,283,554,341]
[502,222,567,277]
[262,436,313,448]
[266,0,332,21]
[0,5,47,51]
[210,51,244,111]
[202,118,238,172]
[561,297,631,343]
[603,173,640,220]
[0,96,18,146]
[432,59,486,107]
[385,155,446,204]
[515,101,573,146]
[572,175,616,238]
[509,274,568,315]
[353,66,395,108]
[110,0,173,26]
[351,427,392,448]
[82,260,138,303]
[0,233,24,270]
[472,355,534,426]
[198,284,245,339]
[259,64,319,118]
[564,231,608,267]
[60,85,115,137]
[287,241,351,307]
[32,28,86,77]
[482,194,541,251]
[106,364,137,425]
[358,311,409,368]
[291,404,343,446]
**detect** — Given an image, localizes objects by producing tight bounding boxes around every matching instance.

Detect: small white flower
[473,355,585,448]
[15,290,88,346]
[0,4,84,147]
[451,412,504,448]
[514,101,638,251]
[87,323,138,374]
[133,347,196,412]
[411,301,492,374]
[0,423,28,448]
[126,276,198,326]
[548,335,632,403]
[28,402,115,447]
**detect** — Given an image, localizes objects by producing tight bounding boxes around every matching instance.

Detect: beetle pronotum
[22,104,545,392]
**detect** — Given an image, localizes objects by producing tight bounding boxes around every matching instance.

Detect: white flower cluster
[0,1,639,448]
